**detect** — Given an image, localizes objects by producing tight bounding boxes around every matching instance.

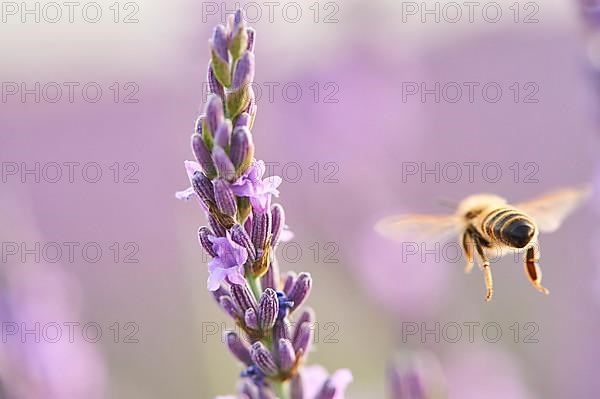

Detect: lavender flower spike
[177,10,351,398]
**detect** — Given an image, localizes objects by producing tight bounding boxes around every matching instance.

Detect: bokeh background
[1,0,600,397]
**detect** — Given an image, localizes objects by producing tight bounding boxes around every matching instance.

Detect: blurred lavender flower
[386,352,445,399]
[177,10,351,398]
[0,194,106,399]
[296,365,353,399]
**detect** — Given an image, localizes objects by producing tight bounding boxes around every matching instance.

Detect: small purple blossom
[175,161,210,211]
[230,160,282,211]
[207,231,248,291]
[301,366,353,399]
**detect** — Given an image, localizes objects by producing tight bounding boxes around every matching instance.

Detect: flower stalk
[177,10,351,399]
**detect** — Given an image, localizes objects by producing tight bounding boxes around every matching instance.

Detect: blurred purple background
[1,0,599,397]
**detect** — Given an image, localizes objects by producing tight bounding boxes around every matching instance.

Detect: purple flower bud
[227,52,255,118]
[226,331,253,366]
[209,214,226,237]
[283,271,297,296]
[277,338,296,373]
[290,374,304,399]
[315,379,337,399]
[210,24,229,63]
[232,52,254,90]
[191,134,217,177]
[233,9,244,31]
[292,308,316,344]
[258,288,279,331]
[230,284,258,314]
[213,178,237,217]
[192,171,215,205]
[205,94,225,137]
[211,285,229,303]
[270,204,285,247]
[240,381,259,399]
[288,272,312,312]
[212,146,237,181]
[229,10,248,60]
[198,226,217,257]
[245,308,259,330]
[214,120,232,149]
[246,28,256,52]
[293,322,313,356]
[207,62,225,99]
[251,209,272,251]
[235,112,251,128]
[405,370,427,399]
[230,224,257,261]
[250,342,278,377]
[258,386,275,399]
[230,126,255,176]
[274,318,291,343]
[219,296,242,319]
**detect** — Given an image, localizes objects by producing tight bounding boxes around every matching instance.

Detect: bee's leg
[473,237,494,302]
[525,244,550,295]
[462,231,474,274]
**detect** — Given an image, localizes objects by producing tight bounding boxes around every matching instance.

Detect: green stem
[248,275,262,301]
[272,380,287,399]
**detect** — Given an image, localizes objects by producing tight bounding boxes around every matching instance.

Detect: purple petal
[175,186,195,201]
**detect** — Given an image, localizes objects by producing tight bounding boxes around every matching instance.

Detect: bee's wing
[515,185,592,233]
[375,214,462,244]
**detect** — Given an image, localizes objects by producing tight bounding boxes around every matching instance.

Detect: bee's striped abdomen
[481,207,535,248]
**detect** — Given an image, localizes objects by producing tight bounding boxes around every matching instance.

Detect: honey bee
[375,186,591,301]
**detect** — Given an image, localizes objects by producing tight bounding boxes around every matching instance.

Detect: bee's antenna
[437,198,458,209]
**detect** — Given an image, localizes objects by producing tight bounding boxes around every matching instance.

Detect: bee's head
[504,219,536,248]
